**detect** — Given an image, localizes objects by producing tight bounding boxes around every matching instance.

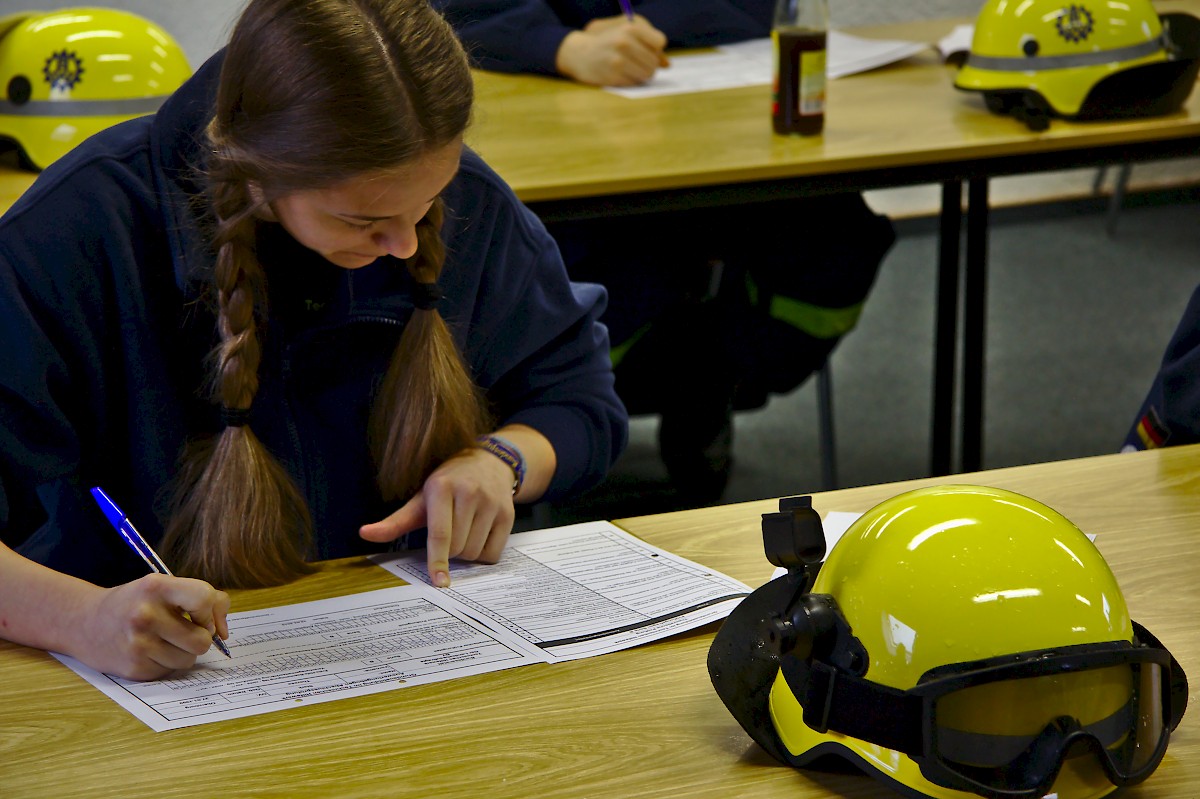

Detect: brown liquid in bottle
[772,27,827,135]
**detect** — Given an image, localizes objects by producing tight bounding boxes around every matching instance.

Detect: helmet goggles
[780,613,1187,799]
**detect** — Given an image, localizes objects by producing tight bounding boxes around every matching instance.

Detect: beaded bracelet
[475,434,526,496]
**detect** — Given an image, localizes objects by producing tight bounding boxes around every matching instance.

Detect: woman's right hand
[555,14,670,86]
[72,573,231,681]
[1,541,231,681]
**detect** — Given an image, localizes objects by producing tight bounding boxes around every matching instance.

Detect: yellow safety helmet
[0,7,191,171]
[709,487,1188,799]
[954,0,1200,130]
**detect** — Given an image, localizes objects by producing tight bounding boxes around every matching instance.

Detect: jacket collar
[149,49,226,298]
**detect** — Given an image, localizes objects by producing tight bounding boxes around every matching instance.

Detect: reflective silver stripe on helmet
[966,37,1165,72]
[0,96,168,117]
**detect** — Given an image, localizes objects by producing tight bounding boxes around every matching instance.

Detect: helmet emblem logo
[42,50,85,92]
[1055,5,1095,43]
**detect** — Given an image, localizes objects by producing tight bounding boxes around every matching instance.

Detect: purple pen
[617,0,634,20]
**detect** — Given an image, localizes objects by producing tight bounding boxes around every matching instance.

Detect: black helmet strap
[781,655,923,750]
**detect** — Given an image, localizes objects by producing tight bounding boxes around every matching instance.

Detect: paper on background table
[54,585,549,732]
[372,520,754,661]
[606,30,931,98]
[938,23,974,63]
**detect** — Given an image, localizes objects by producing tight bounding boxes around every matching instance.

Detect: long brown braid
[162,0,487,588]
[372,199,492,502]
[162,171,315,587]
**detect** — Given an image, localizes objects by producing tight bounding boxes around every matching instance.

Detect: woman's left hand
[359,448,516,587]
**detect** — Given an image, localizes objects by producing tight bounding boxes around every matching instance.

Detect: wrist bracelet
[475,434,526,496]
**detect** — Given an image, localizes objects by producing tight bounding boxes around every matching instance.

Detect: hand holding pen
[556,1,669,86]
[608,0,671,71]
[90,487,232,675]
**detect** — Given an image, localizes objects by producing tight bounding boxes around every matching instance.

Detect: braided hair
[161,0,488,588]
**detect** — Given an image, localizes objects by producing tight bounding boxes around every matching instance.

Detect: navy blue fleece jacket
[433,0,774,75]
[0,52,627,586]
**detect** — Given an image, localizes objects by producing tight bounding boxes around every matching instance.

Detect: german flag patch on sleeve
[1135,406,1170,449]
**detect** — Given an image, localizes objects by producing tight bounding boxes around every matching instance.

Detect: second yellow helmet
[0,7,192,170]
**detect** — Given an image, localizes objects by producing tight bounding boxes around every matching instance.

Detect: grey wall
[4,1,985,67]
[832,0,983,26]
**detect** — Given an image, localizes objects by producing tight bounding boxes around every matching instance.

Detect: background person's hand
[555,14,670,86]
[360,448,516,587]
[72,573,231,681]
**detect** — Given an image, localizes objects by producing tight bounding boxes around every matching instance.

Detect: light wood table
[3,445,1199,798]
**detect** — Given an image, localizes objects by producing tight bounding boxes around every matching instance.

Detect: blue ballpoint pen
[617,0,634,20]
[90,486,232,658]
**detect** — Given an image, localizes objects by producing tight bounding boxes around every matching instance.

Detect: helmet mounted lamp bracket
[761,495,825,589]
[759,497,868,672]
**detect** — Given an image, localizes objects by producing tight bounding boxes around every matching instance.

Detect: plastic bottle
[772,0,829,135]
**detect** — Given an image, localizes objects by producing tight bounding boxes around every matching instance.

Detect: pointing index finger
[424,489,453,588]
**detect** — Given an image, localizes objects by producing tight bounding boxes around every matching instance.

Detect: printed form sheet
[605,31,930,98]
[372,520,753,661]
[54,585,548,732]
[53,520,751,731]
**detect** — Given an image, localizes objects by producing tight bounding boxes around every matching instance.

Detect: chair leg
[816,358,838,491]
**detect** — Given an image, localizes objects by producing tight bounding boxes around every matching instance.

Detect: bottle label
[798,50,826,116]
[771,26,826,135]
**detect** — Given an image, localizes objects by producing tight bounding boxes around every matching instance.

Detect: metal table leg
[961,178,990,474]
[932,180,962,476]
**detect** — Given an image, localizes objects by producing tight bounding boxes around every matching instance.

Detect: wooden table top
[3,444,1199,798]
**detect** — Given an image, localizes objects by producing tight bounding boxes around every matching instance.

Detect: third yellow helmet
[954,0,1200,130]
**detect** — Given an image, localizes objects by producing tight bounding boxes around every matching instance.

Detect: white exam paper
[372,520,753,661]
[53,585,547,732]
[605,30,931,98]
[54,521,752,730]
[938,24,975,63]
